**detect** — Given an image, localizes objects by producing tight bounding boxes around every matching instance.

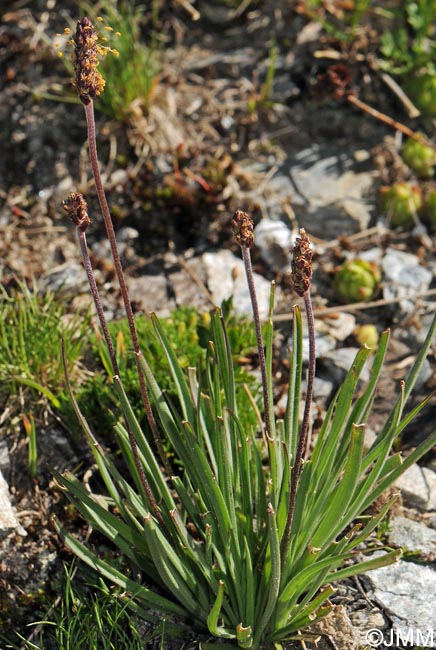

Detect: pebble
[394,464,436,511]
[381,248,433,312]
[388,516,436,561]
[202,250,273,320]
[317,312,357,342]
[126,274,176,317]
[0,438,10,476]
[254,218,292,270]
[42,261,88,293]
[302,332,337,361]
[288,145,375,237]
[320,347,371,385]
[0,470,26,540]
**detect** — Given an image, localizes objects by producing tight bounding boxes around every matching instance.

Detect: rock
[317,312,357,342]
[363,426,377,450]
[0,470,26,540]
[320,347,370,385]
[167,256,211,311]
[311,376,334,401]
[311,605,360,650]
[126,274,176,317]
[302,332,337,361]
[363,554,436,637]
[43,261,88,293]
[0,438,10,476]
[202,250,273,320]
[401,312,436,347]
[116,227,139,243]
[349,608,389,647]
[394,464,436,511]
[289,145,375,238]
[388,516,436,561]
[254,218,292,270]
[382,248,432,312]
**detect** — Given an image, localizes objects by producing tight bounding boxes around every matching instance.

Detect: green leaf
[12,375,60,408]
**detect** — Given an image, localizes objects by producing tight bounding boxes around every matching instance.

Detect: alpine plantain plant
[54,17,436,649]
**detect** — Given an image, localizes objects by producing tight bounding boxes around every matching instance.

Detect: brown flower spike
[232,209,254,249]
[63,192,91,232]
[72,17,105,104]
[291,229,312,297]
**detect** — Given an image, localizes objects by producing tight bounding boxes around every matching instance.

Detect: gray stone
[311,605,360,650]
[254,218,292,270]
[126,274,176,317]
[289,145,375,237]
[317,312,357,342]
[0,470,26,539]
[394,464,436,511]
[302,332,336,361]
[320,347,370,384]
[43,262,88,293]
[388,516,436,561]
[312,376,334,401]
[202,250,273,320]
[168,255,211,312]
[116,227,139,243]
[0,438,10,476]
[363,554,436,637]
[350,608,389,647]
[382,248,432,312]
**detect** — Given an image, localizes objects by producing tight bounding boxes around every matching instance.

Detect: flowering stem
[84,100,172,477]
[63,193,165,527]
[78,231,118,374]
[281,230,315,567]
[232,210,272,440]
[242,245,273,440]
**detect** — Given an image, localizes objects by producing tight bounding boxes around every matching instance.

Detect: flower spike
[232,209,254,249]
[291,228,313,297]
[63,192,91,232]
[72,17,105,104]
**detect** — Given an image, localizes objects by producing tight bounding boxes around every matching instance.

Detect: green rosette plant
[424,187,436,229]
[401,136,436,178]
[379,181,423,228]
[403,74,436,117]
[333,258,381,303]
[54,18,436,649]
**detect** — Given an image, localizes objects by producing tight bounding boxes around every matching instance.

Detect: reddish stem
[281,291,316,567]
[84,100,172,477]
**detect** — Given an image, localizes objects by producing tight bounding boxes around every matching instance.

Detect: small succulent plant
[401,136,436,178]
[333,258,381,303]
[354,323,379,349]
[403,74,436,117]
[424,187,436,229]
[379,182,422,228]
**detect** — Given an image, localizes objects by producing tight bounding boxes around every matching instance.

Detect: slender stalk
[84,100,172,477]
[281,230,315,567]
[232,210,272,439]
[78,230,118,375]
[63,194,165,527]
[242,246,273,440]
